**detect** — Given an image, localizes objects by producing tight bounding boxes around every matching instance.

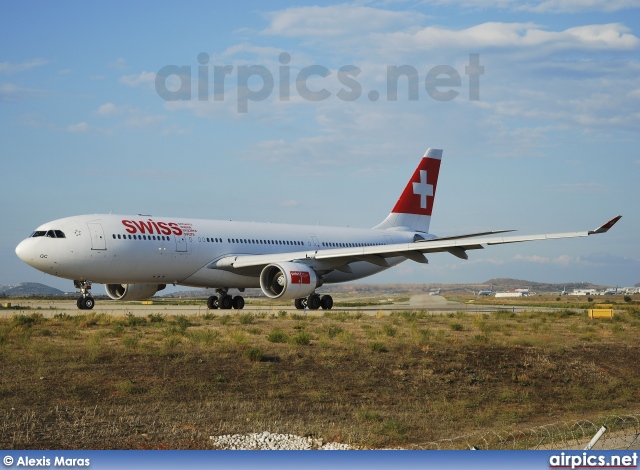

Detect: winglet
[588,215,622,235]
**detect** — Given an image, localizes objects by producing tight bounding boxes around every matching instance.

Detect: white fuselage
[15,214,415,290]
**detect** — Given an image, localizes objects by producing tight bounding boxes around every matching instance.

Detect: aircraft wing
[210,215,621,272]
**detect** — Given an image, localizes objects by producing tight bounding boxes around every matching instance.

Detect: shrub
[148,313,165,323]
[12,313,45,327]
[126,313,146,327]
[327,325,343,339]
[370,341,388,353]
[624,295,632,303]
[382,324,397,337]
[219,315,232,325]
[188,329,220,345]
[122,336,139,349]
[450,322,464,331]
[245,347,264,362]
[238,313,254,325]
[381,419,408,439]
[175,315,190,332]
[291,331,311,345]
[267,329,289,343]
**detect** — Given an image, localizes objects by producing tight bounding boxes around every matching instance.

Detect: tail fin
[374,148,442,233]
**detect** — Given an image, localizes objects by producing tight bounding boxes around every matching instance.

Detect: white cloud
[96,102,125,116]
[422,0,640,13]
[95,102,168,129]
[124,113,165,127]
[0,58,48,74]
[380,23,638,53]
[66,122,89,133]
[279,199,298,207]
[108,58,128,70]
[0,83,46,102]
[263,4,422,38]
[119,71,156,87]
[521,0,640,13]
[512,254,573,266]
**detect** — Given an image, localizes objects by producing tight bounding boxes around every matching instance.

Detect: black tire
[219,295,233,310]
[320,295,333,310]
[232,296,245,310]
[84,297,95,310]
[77,297,84,310]
[294,298,305,310]
[307,294,321,310]
[207,295,218,309]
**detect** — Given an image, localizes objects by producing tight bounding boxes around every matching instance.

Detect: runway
[1,295,556,317]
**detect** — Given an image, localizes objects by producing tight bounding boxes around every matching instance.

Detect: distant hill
[482,278,602,292]
[0,282,65,297]
[162,278,607,298]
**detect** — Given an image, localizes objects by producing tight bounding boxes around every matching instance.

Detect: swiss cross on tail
[392,149,442,216]
[374,148,442,234]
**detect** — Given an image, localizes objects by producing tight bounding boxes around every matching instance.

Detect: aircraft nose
[15,238,37,265]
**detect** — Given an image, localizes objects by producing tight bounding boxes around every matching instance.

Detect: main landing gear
[74,280,95,310]
[207,289,244,310]
[295,294,333,310]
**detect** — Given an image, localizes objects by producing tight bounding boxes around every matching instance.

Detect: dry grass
[1,307,639,449]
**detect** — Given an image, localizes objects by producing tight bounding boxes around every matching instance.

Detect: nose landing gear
[74,280,95,310]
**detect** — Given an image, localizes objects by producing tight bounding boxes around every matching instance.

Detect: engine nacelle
[260,262,319,300]
[105,283,166,301]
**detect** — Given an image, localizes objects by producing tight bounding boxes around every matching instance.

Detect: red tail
[374,148,442,233]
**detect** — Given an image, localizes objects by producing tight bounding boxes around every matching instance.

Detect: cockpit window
[30,229,65,238]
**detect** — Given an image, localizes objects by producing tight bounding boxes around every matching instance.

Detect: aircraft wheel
[294,298,305,310]
[232,296,245,310]
[83,297,95,310]
[77,297,84,310]
[207,295,218,309]
[219,295,233,310]
[320,295,333,310]
[307,293,321,310]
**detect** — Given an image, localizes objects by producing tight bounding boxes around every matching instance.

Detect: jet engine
[260,262,319,300]
[105,283,166,301]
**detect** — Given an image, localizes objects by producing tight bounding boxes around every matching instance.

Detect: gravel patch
[210,431,352,450]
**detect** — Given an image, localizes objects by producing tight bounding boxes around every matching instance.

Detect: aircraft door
[87,223,106,250]
[175,234,188,252]
[310,235,320,249]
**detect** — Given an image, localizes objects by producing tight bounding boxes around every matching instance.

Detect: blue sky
[1,0,639,292]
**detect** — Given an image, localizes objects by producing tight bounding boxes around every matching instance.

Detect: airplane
[15,148,622,311]
[429,289,441,296]
[603,286,618,295]
[477,287,493,296]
